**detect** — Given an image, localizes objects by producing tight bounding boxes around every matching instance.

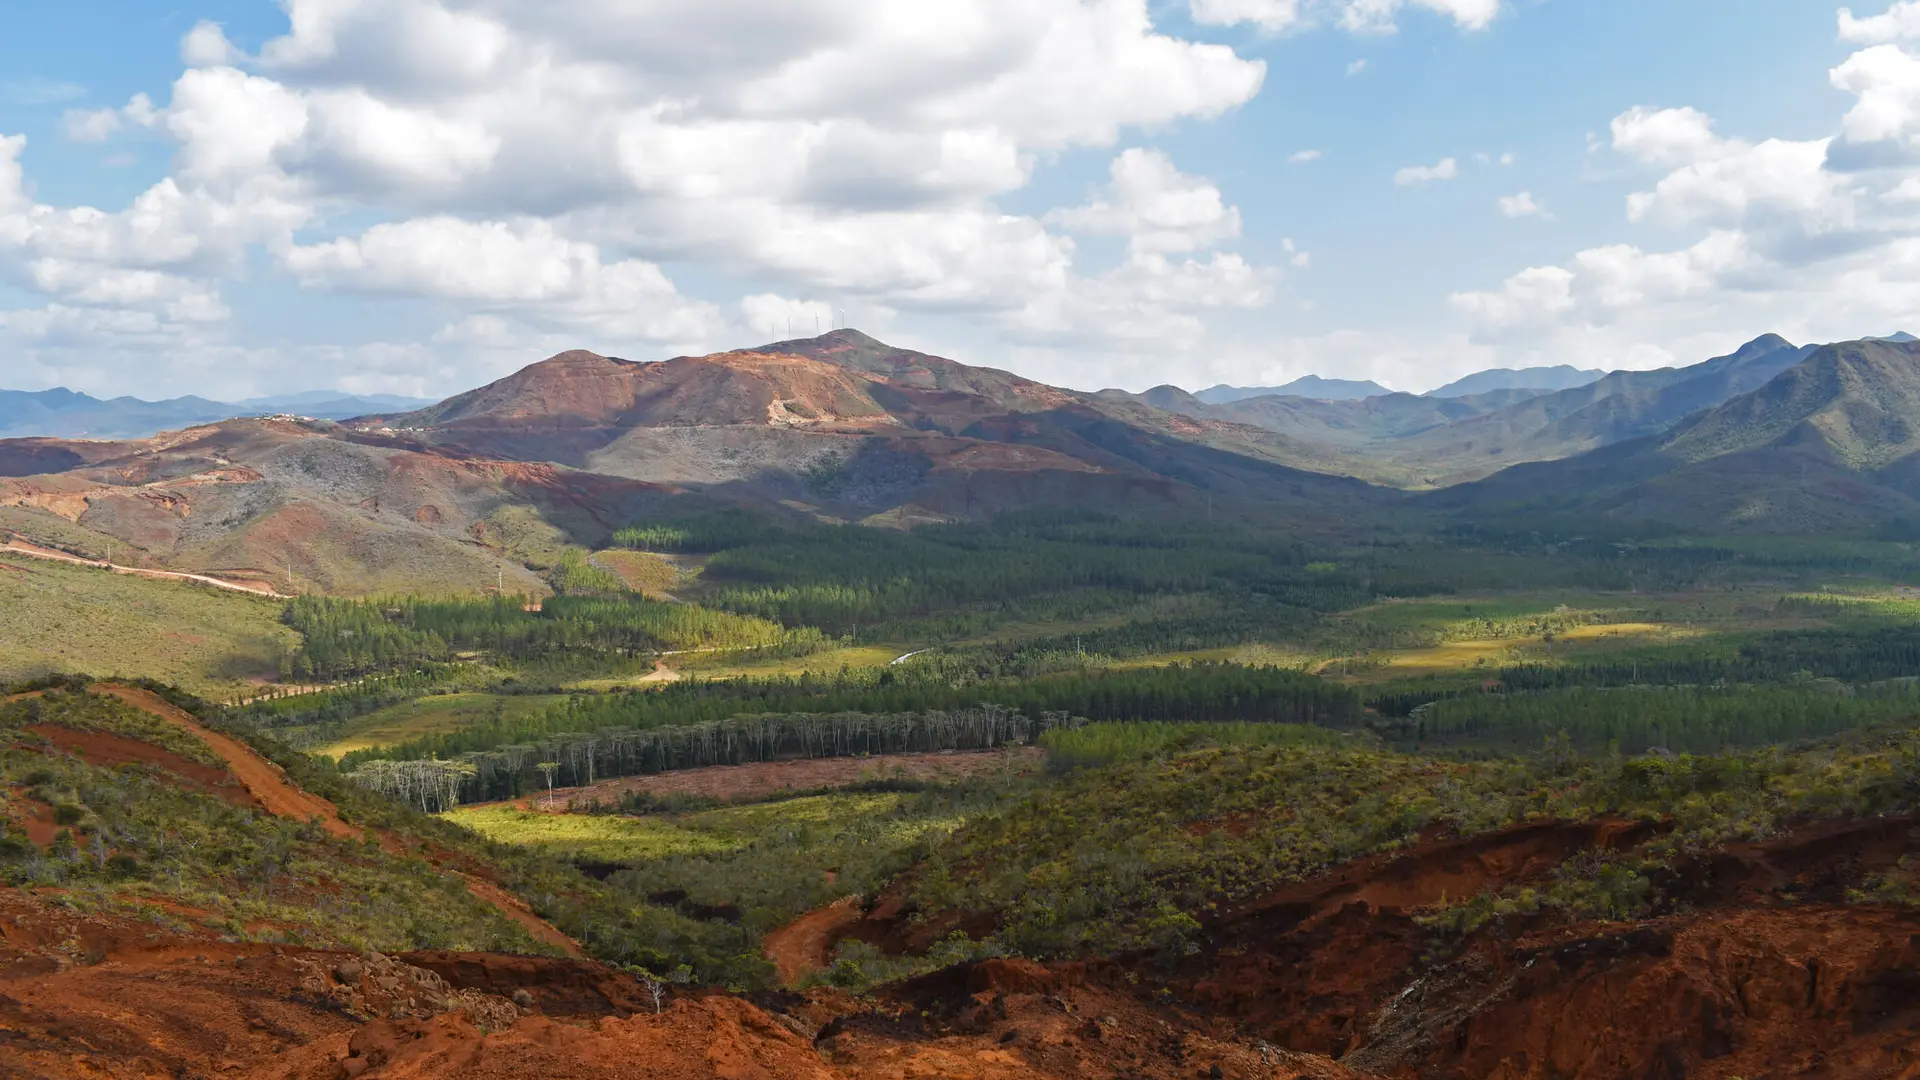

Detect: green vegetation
[282,593,821,680]
[590,550,681,597]
[0,553,298,699]
[892,727,1920,962]
[1038,720,1360,769]
[0,685,550,954]
[448,804,744,861]
[336,663,1358,801]
[1378,684,1920,756]
[547,547,627,596]
[316,691,568,759]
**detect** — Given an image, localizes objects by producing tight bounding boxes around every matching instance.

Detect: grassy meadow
[0,553,297,699]
[315,691,569,758]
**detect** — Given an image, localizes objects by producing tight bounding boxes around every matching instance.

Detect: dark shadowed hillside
[1436,338,1920,533]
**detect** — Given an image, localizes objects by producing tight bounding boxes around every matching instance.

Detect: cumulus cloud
[1191,0,1500,32]
[1288,148,1324,163]
[1840,1,1920,43]
[1497,191,1544,218]
[283,216,720,341]
[1189,0,1305,32]
[1441,24,1920,378]
[1047,148,1242,255]
[1394,156,1459,185]
[182,21,242,67]
[0,0,1538,397]
[740,294,839,340]
[1339,0,1501,32]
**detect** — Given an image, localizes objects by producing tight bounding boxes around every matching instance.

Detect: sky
[0,0,1916,400]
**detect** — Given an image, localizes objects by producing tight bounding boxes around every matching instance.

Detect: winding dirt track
[764,896,863,987]
[95,684,357,839]
[1,538,286,598]
[93,683,584,957]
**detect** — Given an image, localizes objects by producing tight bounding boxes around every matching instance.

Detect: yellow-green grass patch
[0,552,297,698]
[316,692,568,758]
[444,804,743,861]
[589,549,682,597]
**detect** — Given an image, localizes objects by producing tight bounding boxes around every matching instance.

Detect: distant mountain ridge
[1423,365,1606,399]
[1195,376,1391,404]
[0,387,436,440]
[1441,337,1920,533]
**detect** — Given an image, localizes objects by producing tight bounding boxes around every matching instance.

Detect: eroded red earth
[5,688,1920,1078]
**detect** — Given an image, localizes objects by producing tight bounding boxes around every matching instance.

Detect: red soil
[25,723,260,808]
[88,683,586,958]
[506,748,1047,811]
[0,808,1917,1078]
[765,896,864,986]
[94,683,356,838]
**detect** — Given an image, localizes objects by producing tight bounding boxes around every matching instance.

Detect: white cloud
[1189,0,1304,32]
[1347,58,1369,75]
[1193,0,1501,33]
[63,93,158,143]
[1047,148,1242,255]
[0,0,1506,396]
[1288,148,1323,163]
[1283,237,1310,266]
[64,108,125,143]
[1394,156,1459,185]
[182,21,242,67]
[1338,0,1501,33]
[1840,2,1920,43]
[740,294,839,340]
[1611,105,1733,167]
[1497,191,1544,218]
[1441,34,1920,379]
[283,215,720,341]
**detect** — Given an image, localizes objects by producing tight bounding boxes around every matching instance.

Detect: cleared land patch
[531,748,1047,809]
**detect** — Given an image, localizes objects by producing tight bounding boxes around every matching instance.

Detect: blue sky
[0,1,1914,400]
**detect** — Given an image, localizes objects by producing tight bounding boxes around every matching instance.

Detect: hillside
[0,332,1402,597]
[0,387,431,441]
[0,418,664,595]
[1380,333,1816,484]
[8,671,1920,1078]
[1439,338,1920,532]
[1195,375,1391,403]
[373,330,1392,524]
[1422,363,1605,398]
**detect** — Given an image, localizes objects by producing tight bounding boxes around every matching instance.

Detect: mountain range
[0,388,434,441]
[4,327,1920,593]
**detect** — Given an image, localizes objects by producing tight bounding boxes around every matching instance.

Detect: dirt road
[94,683,584,957]
[2,539,287,598]
[763,896,864,986]
[95,684,357,839]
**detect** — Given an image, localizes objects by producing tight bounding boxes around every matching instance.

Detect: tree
[537,762,560,810]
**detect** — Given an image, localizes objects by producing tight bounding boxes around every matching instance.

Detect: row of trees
[1495,625,1920,692]
[350,706,1081,804]
[1376,683,1920,755]
[283,595,820,679]
[339,662,1365,767]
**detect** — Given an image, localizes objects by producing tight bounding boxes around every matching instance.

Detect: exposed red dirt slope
[3,810,1919,1078]
[94,683,357,839]
[89,683,585,958]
